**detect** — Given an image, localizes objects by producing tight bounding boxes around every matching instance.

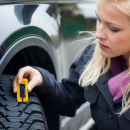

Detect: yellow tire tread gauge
[16,79,28,102]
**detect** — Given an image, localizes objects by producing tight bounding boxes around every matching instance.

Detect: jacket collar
[95,69,114,111]
[77,43,115,110]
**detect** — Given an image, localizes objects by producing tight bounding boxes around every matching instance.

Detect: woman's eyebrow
[95,10,120,26]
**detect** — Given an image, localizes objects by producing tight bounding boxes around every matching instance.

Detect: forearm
[33,67,86,117]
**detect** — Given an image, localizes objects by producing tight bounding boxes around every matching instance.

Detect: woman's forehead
[97,0,130,17]
[96,0,130,25]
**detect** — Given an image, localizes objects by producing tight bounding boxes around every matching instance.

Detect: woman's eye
[110,28,120,32]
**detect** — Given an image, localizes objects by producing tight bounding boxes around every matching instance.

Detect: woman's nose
[95,24,106,40]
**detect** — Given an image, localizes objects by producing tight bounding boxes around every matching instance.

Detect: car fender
[0,36,58,77]
[0,4,59,51]
[0,4,60,79]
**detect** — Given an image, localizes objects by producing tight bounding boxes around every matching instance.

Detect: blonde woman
[13,0,130,129]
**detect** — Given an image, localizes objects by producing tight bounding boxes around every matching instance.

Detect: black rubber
[0,74,48,130]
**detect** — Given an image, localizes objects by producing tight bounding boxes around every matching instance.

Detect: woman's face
[95,0,130,62]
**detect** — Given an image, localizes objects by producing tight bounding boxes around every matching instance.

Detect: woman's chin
[100,50,113,59]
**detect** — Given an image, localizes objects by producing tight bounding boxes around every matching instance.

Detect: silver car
[0,0,97,130]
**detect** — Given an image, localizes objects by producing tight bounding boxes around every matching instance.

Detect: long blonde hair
[79,0,130,115]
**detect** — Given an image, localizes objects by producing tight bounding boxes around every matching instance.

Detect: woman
[13,0,130,129]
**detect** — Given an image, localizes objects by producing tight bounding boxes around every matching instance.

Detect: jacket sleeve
[32,45,92,117]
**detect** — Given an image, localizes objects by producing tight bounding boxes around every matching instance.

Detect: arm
[32,43,94,117]
[13,43,93,117]
[33,57,86,117]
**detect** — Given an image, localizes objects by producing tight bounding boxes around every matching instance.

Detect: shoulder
[74,37,96,74]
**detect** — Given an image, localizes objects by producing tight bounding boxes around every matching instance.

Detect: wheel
[0,74,48,130]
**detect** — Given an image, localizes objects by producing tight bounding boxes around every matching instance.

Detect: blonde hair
[79,0,130,115]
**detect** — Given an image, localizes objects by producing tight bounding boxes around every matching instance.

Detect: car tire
[0,74,48,130]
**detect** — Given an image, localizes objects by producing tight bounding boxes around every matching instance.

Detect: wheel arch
[0,36,57,78]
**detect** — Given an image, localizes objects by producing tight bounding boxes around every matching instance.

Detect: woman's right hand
[13,66,44,93]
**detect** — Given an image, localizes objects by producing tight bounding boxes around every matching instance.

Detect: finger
[17,67,31,84]
[28,79,37,92]
[13,77,17,93]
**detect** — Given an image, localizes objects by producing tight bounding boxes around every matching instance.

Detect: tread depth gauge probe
[16,79,28,102]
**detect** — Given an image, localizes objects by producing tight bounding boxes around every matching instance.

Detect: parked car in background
[0,0,97,129]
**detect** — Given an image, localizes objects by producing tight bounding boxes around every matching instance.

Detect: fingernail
[18,79,21,84]
[28,86,31,91]
[13,88,17,93]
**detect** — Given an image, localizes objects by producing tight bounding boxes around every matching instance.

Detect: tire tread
[0,74,48,130]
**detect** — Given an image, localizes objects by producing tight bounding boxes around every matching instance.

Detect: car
[0,0,97,130]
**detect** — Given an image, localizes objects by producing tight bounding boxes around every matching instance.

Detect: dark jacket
[33,45,130,130]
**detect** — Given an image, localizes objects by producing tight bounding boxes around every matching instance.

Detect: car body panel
[0,4,59,49]
[0,4,63,81]
[0,0,90,5]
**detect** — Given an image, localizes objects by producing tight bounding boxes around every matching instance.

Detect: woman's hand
[13,66,43,93]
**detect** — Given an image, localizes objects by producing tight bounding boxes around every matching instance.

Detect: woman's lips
[99,42,109,49]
